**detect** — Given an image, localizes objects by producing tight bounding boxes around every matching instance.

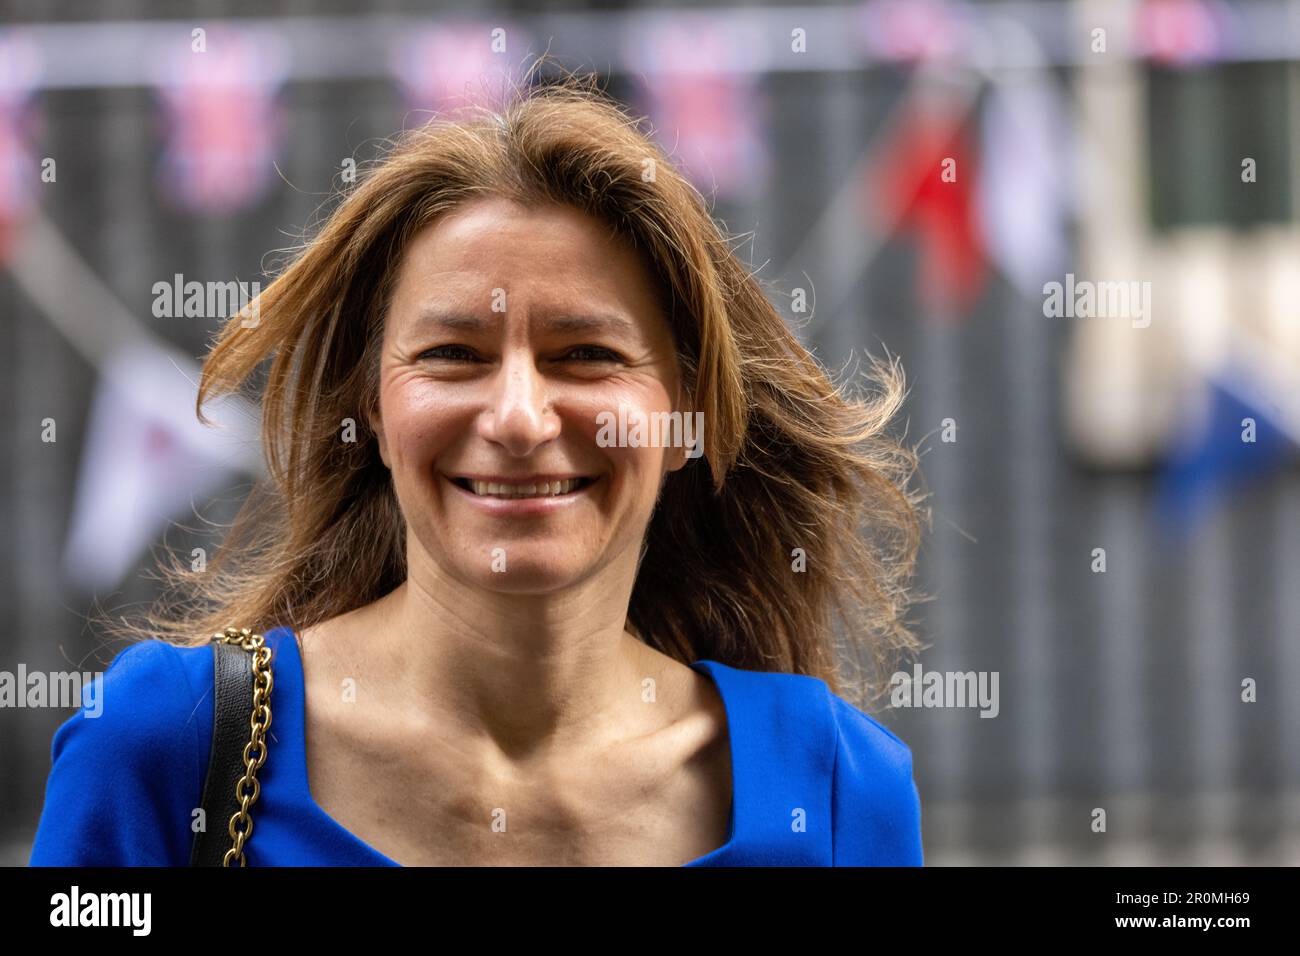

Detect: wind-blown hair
[114,70,930,708]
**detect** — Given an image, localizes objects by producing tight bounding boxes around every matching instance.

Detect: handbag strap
[189,628,274,867]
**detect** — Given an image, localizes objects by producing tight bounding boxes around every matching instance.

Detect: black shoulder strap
[190,641,254,866]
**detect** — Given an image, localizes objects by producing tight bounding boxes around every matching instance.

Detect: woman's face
[372,196,689,595]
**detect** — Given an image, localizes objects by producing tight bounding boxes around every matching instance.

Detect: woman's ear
[665,383,699,475]
[665,442,691,475]
[368,409,390,469]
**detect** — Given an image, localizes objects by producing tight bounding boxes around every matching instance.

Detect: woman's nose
[480,350,561,455]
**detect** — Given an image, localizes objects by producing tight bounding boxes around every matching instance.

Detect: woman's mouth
[449,476,597,499]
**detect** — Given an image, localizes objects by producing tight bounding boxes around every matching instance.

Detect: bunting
[866,94,987,318]
[391,23,524,117]
[62,345,260,592]
[0,32,40,264]
[626,17,768,202]
[151,27,288,214]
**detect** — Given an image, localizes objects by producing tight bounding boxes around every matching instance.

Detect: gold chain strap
[211,627,274,867]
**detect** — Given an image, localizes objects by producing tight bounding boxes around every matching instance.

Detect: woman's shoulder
[28,639,216,866]
[53,639,213,752]
[698,659,922,865]
[80,639,215,746]
[822,688,922,865]
[824,689,915,779]
[697,658,915,771]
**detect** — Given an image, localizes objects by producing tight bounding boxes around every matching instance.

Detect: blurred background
[2,0,1298,865]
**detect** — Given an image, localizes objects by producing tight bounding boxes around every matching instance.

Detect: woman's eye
[564,346,622,362]
[417,345,622,363]
[419,345,478,361]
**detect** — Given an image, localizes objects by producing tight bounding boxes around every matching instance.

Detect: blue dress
[28,626,923,866]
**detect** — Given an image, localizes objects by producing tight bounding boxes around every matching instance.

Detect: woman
[30,74,929,866]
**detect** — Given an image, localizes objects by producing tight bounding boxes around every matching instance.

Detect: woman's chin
[456,557,598,595]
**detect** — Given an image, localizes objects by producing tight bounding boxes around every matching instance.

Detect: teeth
[467,478,584,498]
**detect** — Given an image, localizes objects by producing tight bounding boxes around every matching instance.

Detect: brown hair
[113,67,930,708]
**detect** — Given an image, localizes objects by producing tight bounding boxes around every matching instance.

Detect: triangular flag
[63,345,260,592]
[1155,372,1296,537]
[976,74,1074,299]
[867,94,987,318]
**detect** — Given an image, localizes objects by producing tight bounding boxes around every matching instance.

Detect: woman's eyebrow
[413,308,639,338]
[543,313,639,338]
[412,310,484,333]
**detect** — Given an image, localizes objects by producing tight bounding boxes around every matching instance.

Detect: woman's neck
[321,566,678,763]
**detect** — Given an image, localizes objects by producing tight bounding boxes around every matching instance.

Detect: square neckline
[274,626,741,866]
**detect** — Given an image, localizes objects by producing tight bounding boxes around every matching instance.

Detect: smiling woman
[30,68,931,867]
[372,196,690,594]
